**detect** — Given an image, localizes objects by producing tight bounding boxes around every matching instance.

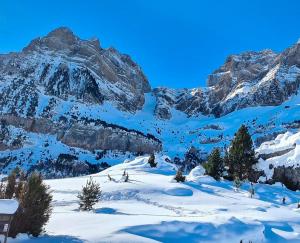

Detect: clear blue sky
[0,0,299,88]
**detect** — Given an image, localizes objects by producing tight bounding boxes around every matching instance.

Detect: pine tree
[148,153,157,168]
[205,148,224,180]
[5,171,16,199]
[0,182,6,199]
[15,171,26,198]
[228,125,257,180]
[174,169,186,182]
[78,177,101,211]
[9,172,52,237]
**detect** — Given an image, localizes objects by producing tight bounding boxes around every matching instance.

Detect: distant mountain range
[1,27,300,188]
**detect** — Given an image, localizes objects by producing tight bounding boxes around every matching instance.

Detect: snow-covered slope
[11,156,300,242]
[256,130,300,190]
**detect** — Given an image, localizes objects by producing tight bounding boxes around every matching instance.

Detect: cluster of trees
[204,125,257,182]
[75,125,258,212]
[0,168,52,238]
[73,125,258,214]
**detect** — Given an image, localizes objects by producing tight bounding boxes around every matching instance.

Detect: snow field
[11,156,300,242]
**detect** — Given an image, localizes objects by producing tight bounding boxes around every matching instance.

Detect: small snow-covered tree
[78,177,101,211]
[233,176,242,192]
[124,173,129,182]
[148,153,157,168]
[249,182,255,198]
[204,148,224,180]
[174,169,186,182]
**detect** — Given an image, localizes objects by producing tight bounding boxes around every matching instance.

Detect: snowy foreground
[11,156,300,243]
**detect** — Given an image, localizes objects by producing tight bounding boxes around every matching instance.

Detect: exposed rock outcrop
[268,166,300,191]
[0,115,162,154]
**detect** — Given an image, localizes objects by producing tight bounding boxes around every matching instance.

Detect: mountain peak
[46,27,77,42]
[47,27,76,38]
[23,27,99,53]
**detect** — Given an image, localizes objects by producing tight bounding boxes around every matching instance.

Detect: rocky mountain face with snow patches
[0,27,161,175]
[155,45,300,119]
[1,27,300,186]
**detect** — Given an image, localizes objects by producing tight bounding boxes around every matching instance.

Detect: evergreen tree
[78,177,101,211]
[9,172,52,237]
[228,125,257,180]
[15,171,26,198]
[205,148,224,180]
[148,153,157,168]
[5,171,16,199]
[174,169,186,182]
[0,182,5,199]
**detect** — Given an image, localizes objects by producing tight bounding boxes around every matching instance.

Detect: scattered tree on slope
[204,148,224,180]
[78,177,101,211]
[2,169,53,238]
[174,169,186,182]
[227,125,257,180]
[148,153,157,168]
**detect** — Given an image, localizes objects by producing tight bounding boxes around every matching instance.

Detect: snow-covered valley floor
[10,156,300,243]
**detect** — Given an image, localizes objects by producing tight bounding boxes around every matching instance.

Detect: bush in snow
[204,148,224,180]
[233,176,242,191]
[227,125,257,180]
[9,171,52,238]
[249,182,255,198]
[148,153,157,168]
[174,169,186,182]
[78,177,101,211]
[124,172,129,182]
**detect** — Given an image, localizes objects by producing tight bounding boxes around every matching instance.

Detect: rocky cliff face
[0,27,150,115]
[154,44,300,119]
[0,115,161,154]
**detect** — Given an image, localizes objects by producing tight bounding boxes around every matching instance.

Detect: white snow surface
[10,156,300,242]
[257,130,300,179]
[0,199,19,214]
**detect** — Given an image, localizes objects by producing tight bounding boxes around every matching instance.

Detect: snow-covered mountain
[1,27,300,188]
[154,46,300,119]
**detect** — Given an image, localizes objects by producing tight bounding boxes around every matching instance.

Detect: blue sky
[0,0,300,88]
